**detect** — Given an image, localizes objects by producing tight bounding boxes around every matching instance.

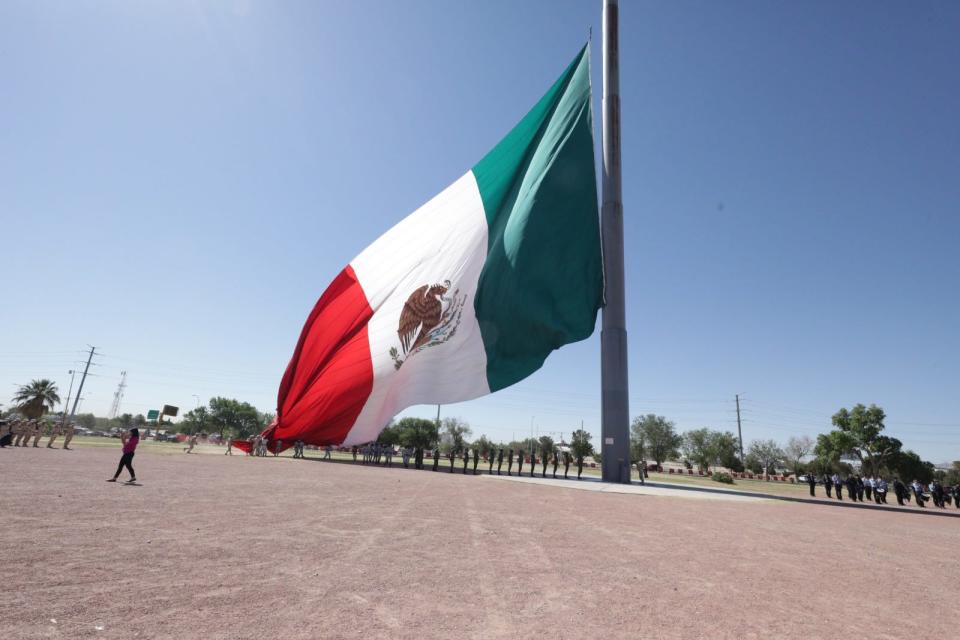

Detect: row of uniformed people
[345,443,587,479]
[0,419,76,449]
[805,472,960,509]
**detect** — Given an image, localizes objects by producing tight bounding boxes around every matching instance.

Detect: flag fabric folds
[266,46,602,448]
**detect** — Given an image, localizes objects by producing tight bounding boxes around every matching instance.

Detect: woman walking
[108,428,139,483]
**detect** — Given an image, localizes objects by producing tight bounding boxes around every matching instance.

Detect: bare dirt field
[2,443,958,640]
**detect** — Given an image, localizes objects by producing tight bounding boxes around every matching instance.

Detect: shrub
[711,471,734,484]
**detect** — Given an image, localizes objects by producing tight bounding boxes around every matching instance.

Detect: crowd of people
[0,418,77,450]
[805,472,960,509]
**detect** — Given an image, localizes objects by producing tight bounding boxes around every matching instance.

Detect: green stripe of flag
[472,45,603,392]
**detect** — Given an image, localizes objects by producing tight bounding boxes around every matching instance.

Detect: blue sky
[2,1,958,462]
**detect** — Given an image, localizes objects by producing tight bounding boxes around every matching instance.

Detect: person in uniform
[13,420,26,447]
[845,475,858,502]
[807,472,817,497]
[401,447,410,468]
[541,450,549,478]
[823,474,832,498]
[61,422,76,450]
[486,449,495,474]
[432,448,440,471]
[910,480,926,507]
[563,451,572,479]
[552,452,559,478]
[225,437,233,455]
[274,439,283,456]
[462,448,469,474]
[497,448,504,475]
[384,446,393,467]
[517,449,524,476]
[529,450,537,477]
[576,452,585,479]
[445,449,453,473]
[831,473,843,500]
[931,480,945,508]
[863,476,873,501]
[0,420,10,448]
[472,448,480,474]
[30,420,43,447]
[507,449,514,476]
[951,484,960,509]
[892,477,906,506]
[877,476,886,502]
[855,475,865,501]
[46,421,63,448]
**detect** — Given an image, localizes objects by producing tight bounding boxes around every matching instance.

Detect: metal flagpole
[600,0,631,483]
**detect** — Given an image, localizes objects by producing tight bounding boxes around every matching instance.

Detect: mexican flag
[269,46,602,448]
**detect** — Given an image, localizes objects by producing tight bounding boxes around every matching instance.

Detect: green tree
[13,379,60,420]
[743,452,763,475]
[713,431,742,470]
[747,439,784,478]
[538,435,555,459]
[888,449,935,484]
[569,429,594,460]
[632,414,682,468]
[377,420,403,446]
[945,461,960,486]
[816,404,901,477]
[439,416,472,453]
[472,435,495,457]
[396,417,439,450]
[180,406,210,435]
[133,414,147,427]
[114,413,134,429]
[682,428,716,473]
[207,397,262,438]
[784,435,814,476]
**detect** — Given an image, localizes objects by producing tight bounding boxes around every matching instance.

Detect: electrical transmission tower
[108,371,127,419]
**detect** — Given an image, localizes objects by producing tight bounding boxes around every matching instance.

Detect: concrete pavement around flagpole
[482,473,773,503]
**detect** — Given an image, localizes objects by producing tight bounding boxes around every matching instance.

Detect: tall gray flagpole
[600,0,631,483]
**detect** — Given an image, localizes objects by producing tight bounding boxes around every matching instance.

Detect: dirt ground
[1,444,958,640]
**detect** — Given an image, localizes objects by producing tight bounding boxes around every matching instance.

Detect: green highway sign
[146,410,159,420]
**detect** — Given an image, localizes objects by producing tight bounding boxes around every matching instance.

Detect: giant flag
[267,46,602,448]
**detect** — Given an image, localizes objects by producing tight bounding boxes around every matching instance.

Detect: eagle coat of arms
[389,280,466,370]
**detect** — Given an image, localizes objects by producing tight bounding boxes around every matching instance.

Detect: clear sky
[2,1,958,462]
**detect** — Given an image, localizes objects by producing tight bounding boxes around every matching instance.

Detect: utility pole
[736,394,744,461]
[600,0,631,484]
[61,369,77,427]
[69,346,96,420]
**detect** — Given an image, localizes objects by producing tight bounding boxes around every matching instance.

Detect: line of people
[805,472,960,509]
[0,418,76,450]
[349,443,586,480]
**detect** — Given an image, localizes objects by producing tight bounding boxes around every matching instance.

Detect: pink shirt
[122,436,139,454]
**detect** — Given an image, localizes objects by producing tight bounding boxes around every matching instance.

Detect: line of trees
[626,404,954,485]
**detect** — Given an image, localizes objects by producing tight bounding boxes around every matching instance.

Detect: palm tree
[13,379,61,420]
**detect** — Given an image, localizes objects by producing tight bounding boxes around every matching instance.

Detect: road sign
[146,410,159,420]
[162,405,179,417]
